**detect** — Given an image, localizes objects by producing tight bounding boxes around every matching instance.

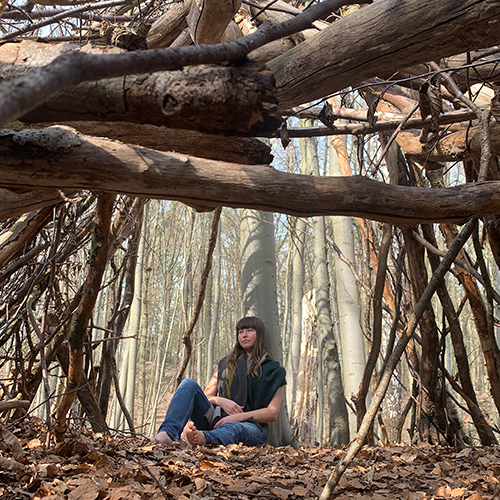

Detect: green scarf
[217,354,286,411]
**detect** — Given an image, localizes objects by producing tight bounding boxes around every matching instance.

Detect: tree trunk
[286,217,306,414]
[240,209,297,447]
[268,0,500,109]
[4,128,500,224]
[299,127,349,445]
[329,134,366,440]
[290,293,318,446]
[9,120,273,166]
[0,42,280,136]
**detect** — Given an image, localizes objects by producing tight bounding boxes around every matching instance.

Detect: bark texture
[0,42,280,136]
[9,120,273,165]
[3,127,500,224]
[268,0,500,109]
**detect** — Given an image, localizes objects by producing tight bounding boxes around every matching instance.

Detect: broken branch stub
[187,0,242,44]
[158,62,281,135]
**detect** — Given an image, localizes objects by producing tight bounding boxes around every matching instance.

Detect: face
[238,328,257,354]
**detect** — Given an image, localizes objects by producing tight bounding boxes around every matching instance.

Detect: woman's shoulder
[261,357,286,379]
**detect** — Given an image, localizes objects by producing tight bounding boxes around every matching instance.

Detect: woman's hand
[213,413,245,429]
[217,397,244,415]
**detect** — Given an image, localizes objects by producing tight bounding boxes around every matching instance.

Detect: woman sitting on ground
[154,316,286,446]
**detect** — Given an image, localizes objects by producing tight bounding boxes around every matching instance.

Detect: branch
[1,0,133,41]
[4,127,500,224]
[0,0,353,127]
[320,218,477,500]
[284,107,479,137]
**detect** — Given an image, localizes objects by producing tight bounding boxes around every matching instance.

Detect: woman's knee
[178,378,199,391]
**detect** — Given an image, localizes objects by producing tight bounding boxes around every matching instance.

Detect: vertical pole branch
[320,218,477,500]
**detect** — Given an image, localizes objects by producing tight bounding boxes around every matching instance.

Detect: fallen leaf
[292,484,310,496]
[466,494,483,500]
[270,486,291,500]
[199,460,227,470]
[406,493,426,500]
[67,479,104,500]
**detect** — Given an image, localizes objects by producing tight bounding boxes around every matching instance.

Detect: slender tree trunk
[114,203,147,430]
[291,292,318,445]
[299,125,349,445]
[286,217,306,414]
[329,132,366,439]
[99,205,143,420]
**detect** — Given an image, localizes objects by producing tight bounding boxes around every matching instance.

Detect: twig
[130,457,169,500]
[175,207,222,388]
[283,106,478,137]
[250,0,281,22]
[1,0,133,41]
[370,102,419,176]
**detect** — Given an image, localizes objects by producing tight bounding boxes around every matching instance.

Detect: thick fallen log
[268,0,500,109]
[0,0,352,128]
[8,121,273,165]
[0,42,279,135]
[2,126,500,225]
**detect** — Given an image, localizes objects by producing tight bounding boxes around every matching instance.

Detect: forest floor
[2,417,500,500]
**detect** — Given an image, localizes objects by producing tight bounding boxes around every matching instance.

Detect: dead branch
[175,206,222,387]
[4,127,500,224]
[0,0,352,127]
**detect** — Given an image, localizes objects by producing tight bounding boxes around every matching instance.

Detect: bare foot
[184,422,206,446]
[154,431,173,444]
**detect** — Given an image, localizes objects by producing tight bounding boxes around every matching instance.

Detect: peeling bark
[9,120,273,165]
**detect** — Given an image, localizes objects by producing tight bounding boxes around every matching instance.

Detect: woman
[154,316,286,446]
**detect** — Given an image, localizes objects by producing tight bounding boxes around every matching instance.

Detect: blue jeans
[158,378,268,446]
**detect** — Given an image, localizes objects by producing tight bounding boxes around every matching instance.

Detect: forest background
[3,0,500,498]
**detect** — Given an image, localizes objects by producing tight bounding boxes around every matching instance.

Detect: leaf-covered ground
[2,418,500,500]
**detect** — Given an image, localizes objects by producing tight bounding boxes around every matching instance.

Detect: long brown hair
[227,317,266,377]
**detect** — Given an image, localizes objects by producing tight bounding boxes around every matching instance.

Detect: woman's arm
[204,369,218,397]
[213,387,283,428]
[204,368,244,415]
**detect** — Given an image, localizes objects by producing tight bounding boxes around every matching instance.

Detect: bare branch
[0,0,352,127]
